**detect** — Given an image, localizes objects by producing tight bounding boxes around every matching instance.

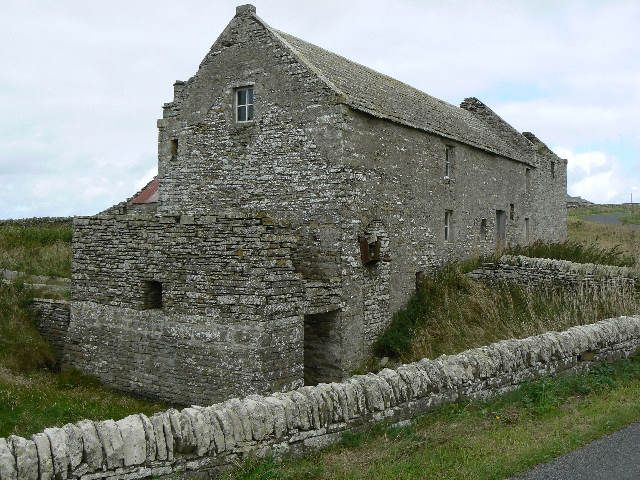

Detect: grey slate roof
[267,26,531,164]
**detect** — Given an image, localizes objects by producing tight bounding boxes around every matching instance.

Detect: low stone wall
[2,315,640,480]
[30,299,71,363]
[468,255,638,293]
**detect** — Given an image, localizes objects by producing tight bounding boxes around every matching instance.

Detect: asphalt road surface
[512,422,640,479]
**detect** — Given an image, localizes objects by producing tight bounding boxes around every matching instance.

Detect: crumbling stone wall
[468,255,638,293]
[30,299,70,363]
[68,213,304,406]
[2,315,639,480]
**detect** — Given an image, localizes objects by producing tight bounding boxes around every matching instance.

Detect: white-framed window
[444,210,453,241]
[235,87,254,122]
[445,146,454,178]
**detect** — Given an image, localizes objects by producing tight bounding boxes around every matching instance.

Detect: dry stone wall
[469,255,638,293]
[30,299,70,363]
[3,315,640,480]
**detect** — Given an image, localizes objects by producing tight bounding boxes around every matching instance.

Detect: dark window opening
[143,280,163,309]
[236,87,254,122]
[480,218,488,237]
[359,237,381,265]
[525,217,531,243]
[170,139,178,161]
[496,210,507,249]
[510,204,515,221]
[304,310,342,385]
[551,161,556,178]
[415,271,425,290]
[444,210,453,241]
[445,145,454,178]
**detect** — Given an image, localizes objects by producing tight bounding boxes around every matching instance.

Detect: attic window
[143,281,163,309]
[235,87,254,122]
[444,146,455,178]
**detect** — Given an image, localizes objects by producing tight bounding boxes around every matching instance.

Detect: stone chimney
[236,4,256,16]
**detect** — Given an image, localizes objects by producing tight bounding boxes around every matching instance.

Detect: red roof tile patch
[131,177,159,204]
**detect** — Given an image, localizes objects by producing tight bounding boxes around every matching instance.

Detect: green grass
[620,211,640,225]
[0,282,56,373]
[0,281,166,438]
[506,239,635,267]
[223,355,640,480]
[0,368,166,438]
[0,223,72,277]
[373,264,640,363]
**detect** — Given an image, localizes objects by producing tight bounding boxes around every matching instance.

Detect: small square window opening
[236,87,254,122]
[510,204,515,221]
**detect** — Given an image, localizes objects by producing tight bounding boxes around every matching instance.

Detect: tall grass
[0,224,72,277]
[0,282,56,373]
[568,217,640,267]
[0,280,166,438]
[374,264,640,362]
[506,240,635,267]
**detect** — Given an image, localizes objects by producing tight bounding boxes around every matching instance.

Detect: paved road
[512,422,640,479]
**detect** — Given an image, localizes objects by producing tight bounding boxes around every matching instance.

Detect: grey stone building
[67,4,567,406]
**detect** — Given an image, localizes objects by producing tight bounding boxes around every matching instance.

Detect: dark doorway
[496,210,507,249]
[304,310,342,385]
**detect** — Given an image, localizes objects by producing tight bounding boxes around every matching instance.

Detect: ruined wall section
[524,132,568,242]
[3,316,639,480]
[68,213,304,406]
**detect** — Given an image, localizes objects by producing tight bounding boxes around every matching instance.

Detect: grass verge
[223,355,640,480]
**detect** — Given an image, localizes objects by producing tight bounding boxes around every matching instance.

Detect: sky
[1,0,639,218]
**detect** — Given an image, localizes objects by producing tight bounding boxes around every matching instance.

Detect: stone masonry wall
[30,299,70,363]
[68,213,304,406]
[468,255,638,293]
[2,315,639,480]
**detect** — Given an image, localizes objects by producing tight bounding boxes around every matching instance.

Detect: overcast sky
[1,0,638,218]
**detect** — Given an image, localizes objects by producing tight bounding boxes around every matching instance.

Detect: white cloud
[557,147,636,204]
[0,0,638,217]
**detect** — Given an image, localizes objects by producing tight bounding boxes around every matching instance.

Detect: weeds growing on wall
[0,223,72,277]
[506,240,635,267]
[373,263,640,362]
